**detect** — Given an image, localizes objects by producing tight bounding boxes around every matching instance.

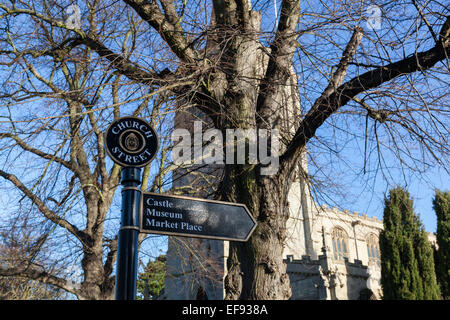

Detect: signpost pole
[115,167,141,300]
[105,116,256,298]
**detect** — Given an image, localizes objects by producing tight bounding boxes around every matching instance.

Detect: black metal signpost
[105,117,158,300]
[105,116,257,300]
[115,167,141,300]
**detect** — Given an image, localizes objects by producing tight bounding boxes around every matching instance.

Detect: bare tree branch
[0,265,77,295]
[0,169,92,247]
[0,132,78,175]
[122,0,198,63]
[280,15,450,172]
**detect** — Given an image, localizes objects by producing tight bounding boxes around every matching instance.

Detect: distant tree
[414,223,441,299]
[137,255,166,300]
[433,190,450,299]
[0,217,66,300]
[380,187,440,300]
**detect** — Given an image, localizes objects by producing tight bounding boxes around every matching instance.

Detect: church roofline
[316,204,383,225]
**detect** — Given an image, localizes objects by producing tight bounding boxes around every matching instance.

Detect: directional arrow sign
[140,192,257,242]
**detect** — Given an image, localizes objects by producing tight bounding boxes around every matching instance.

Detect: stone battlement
[318,204,383,225]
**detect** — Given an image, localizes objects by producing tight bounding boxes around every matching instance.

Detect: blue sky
[289,0,449,233]
[333,162,448,233]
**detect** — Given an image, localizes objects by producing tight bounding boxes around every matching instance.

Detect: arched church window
[331,227,349,261]
[366,233,380,267]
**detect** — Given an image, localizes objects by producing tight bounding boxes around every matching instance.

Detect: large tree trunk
[206,1,301,300]
[222,167,293,299]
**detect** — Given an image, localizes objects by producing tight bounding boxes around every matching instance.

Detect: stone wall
[285,254,377,300]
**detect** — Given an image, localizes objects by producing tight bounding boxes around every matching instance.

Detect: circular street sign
[105,116,158,167]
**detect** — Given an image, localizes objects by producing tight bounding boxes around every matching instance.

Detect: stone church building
[159,133,388,300]
[157,96,439,300]
[159,185,385,300]
[160,88,386,299]
[158,176,436,300]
